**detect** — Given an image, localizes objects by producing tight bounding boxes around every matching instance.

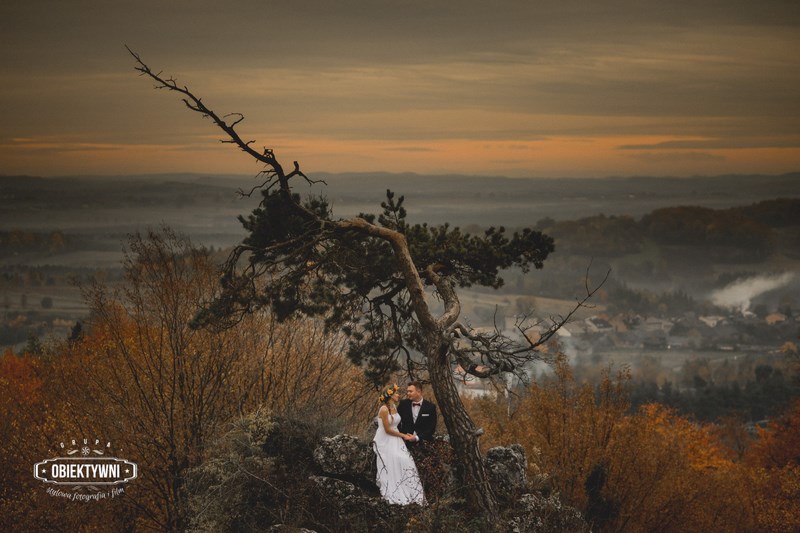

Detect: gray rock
[309,475,360,499]
[313,434,375,482]
[268,526,317,533]
[506,493,589,533]
[486,443,528,502]
[308,474,420,531]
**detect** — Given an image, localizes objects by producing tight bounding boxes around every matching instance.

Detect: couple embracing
[372,382,437,505]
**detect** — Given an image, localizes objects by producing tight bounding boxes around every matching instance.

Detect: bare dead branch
[223,112,245,128]
[126,46,287,186]
[448,265,610,380]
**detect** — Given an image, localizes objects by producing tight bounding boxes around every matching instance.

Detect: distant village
[456,306,798,398]
[568,308,796,355]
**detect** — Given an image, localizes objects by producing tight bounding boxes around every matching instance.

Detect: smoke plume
[710,272,795,313]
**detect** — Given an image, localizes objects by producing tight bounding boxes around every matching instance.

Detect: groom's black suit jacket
[397,398,437,444]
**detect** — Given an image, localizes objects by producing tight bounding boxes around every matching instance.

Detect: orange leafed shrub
[746,398,800,469]
[466,354,778,532]
[0,348,42,401]
[742,399,800,533]
[603,404,746,532]
[467,355,630,509]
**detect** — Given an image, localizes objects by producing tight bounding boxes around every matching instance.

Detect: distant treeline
[0,230,70,256]
[541,198,800,261]
[0,174,238,209]
[0,229,129,257]
[626,360,799,423]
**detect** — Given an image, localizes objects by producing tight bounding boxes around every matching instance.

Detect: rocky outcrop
[313,434,376,485]
[308,435,587,532]
[486,443,528,503]
[507,493,589,533]
[267,526,317,533]
[308,475,420,531]
[188,410,586,532]
[308,475,361,499]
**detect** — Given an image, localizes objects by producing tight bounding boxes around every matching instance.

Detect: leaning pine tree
[129,48,603,518]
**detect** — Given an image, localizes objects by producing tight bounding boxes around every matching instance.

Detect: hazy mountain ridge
[2,172,797,230]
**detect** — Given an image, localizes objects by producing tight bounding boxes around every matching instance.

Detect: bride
[372,384,425,505]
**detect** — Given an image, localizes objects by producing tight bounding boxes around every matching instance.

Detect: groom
[397,381,437,446]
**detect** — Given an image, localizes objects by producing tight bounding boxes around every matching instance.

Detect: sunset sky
[1,0,798,178]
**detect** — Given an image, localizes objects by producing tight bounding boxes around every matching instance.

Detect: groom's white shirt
[411,399,422,441]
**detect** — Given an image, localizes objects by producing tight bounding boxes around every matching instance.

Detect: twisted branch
[448,263,610,380]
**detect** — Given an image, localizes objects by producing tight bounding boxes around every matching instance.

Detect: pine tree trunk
[427,337,499,519]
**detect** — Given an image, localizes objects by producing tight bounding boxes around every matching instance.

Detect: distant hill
[1,171,797,232]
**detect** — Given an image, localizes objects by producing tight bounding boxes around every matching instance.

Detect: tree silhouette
[129,47,604,517]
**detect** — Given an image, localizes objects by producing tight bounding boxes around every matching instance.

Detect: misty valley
[1,172,799,425]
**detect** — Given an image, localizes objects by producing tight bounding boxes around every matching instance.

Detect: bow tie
[412,402,421,407]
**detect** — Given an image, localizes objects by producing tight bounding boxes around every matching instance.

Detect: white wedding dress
[373,412,425,505]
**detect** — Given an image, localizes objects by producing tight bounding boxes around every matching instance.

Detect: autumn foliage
[467,355,800,532]
[0,230,374,531]
[1,229,798,530]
